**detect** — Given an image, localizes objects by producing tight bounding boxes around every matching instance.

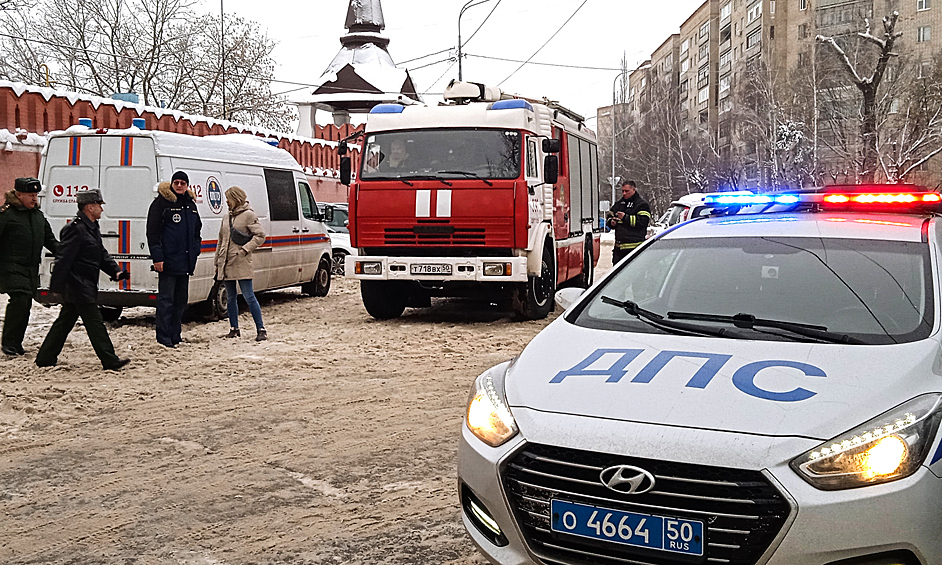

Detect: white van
[36,122,334,320]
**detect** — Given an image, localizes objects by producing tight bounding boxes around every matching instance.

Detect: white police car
[459,186,942,565]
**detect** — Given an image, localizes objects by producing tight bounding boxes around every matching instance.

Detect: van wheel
[512,240,556,320]
[302,256,331,297]
[208,280,228,321]
[361,280,406,320]
[579,239,594,288]
[331,250,348,276]
[99,305,123,322]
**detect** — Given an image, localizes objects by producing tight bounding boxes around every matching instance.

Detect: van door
[263,169,302,288]
[98,135,158,292]
[42,135,102,222]
[226,170,271,290]
[297,179,328,282]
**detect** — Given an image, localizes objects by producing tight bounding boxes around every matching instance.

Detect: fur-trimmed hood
[5,189,23,207]
[157,181,196,203]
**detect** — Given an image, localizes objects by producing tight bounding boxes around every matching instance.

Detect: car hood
[505,318,942,440]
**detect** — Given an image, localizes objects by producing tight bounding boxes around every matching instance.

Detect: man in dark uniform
[146,171,202,348]
[35,189,130,370]
[0,177,59,356]
[36,190,130,369]
[607,180,652,265]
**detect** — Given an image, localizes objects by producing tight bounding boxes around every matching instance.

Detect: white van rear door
[98,135,159,292]
[42,135,102,221]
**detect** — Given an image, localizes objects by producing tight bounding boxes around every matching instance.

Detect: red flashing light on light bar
[823,192,942,205]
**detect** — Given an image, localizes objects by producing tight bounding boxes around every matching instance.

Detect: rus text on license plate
[410,264,452,275]
[551,500,704,556]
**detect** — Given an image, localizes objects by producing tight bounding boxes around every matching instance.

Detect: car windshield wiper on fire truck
[401,175,453,186]
[666,311,867,344]
[436,170,493,186]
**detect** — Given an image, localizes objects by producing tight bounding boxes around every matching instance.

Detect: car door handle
[292,227,301,233]
[301,228,310,233]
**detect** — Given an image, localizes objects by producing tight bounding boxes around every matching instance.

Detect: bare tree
[817,12,902,182]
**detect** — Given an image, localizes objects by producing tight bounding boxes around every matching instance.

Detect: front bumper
[458,409,942,565]
[346,255,528,282]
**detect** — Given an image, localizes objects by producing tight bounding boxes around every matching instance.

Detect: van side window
[298,182,318,220]
[264,169,299,221]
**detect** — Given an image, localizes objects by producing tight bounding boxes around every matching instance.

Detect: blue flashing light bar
[703,193,801,206]
[78,118,93,127]
[490,99,534,112]
[131,118,146,129]
[370,104,405,114]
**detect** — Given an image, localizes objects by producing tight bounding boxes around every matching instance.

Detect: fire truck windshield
[360,129,521,181]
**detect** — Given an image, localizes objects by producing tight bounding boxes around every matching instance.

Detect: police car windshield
[575,236,933,345]
[359,129,521,180]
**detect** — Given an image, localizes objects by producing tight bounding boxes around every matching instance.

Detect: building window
[720,49,731,67]
[681,38,690,53]
[746,29,762,49]
[719,75,731,93]
[721,2,732,19]
[770,1,775,14]
[798,52,806,66]
[697,63,710,88]
[699,110,709,123]
[747,1,762,23]
[680,79,689,95]
[700,21,711,39]
[699,42,709,61]
[917,26,931,42]
[918,0,930,10]
[798,23,807,38]
[800,0,807,9]
[681,57,690,73]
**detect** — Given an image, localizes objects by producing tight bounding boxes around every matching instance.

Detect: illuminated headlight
[466,362,518,447]
[791,393,942,490]
[483,262,511,276]
[354,261,383,275]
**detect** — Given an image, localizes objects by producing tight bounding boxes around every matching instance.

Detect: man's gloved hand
[114,270,131,281]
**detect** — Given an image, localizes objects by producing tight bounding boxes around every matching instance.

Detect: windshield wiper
[600,296,749,339]
[406,175,453,186]
[436,170,493,186]
[666,311,867,344]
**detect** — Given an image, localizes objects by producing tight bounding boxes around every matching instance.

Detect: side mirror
[338,140,348,156]
[555,287,584,310]
[340,156,352,186]
[543,155,559,185]
[542,138,561,154]
[324,205,335,222]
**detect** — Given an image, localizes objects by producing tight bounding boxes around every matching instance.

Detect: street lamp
[458,0,491,81]
[610,69,628,204]
[220,0,226,120]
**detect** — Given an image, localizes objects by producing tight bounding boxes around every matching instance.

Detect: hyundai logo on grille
[599,465,656,495]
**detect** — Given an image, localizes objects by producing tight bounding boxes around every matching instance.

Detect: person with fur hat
[214,186,268,341]
[35,189,130,370]
[0,177,59,356]
[146,171,202,348]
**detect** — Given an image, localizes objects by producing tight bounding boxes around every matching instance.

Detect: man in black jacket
[607,180,652,265]
[0,177,59,356]
[146,171,202,348]
[35,189,130,370]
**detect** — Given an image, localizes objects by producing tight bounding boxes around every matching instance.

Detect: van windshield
[573,236,933,345]
[360,129,521,181]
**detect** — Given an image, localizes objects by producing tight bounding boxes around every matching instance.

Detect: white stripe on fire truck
[416,190,431,218]
[436,190,452,218]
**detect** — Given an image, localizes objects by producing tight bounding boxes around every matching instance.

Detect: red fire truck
[339,81,601,320]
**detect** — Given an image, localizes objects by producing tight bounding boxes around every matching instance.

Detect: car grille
[503,444,791,565]
[384,226,486,246]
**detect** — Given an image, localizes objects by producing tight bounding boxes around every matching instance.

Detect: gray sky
[207,0,705,129]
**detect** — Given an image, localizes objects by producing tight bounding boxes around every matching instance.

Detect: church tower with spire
[295,0,420,135]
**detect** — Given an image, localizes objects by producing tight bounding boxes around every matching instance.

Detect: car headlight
[466,361,518,447]
[791,393,942,490]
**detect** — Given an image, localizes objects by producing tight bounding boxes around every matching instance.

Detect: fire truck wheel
[99,305,123,323]
[361,280,407,319]
[302,256,332,297]
[513,241,556,320]
[579,239,594,288]
[331,250,348,276]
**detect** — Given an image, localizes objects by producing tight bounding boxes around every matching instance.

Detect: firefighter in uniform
[35,189,130,370]
[607,180,652,265]
[0,177,59,356]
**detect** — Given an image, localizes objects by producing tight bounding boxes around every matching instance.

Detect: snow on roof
[0,80,340,149]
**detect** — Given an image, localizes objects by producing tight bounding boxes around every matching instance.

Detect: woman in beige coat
[214,186,268,341]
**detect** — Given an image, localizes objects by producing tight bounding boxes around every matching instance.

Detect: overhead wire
[497,0,590,86]
[461,0,503,47]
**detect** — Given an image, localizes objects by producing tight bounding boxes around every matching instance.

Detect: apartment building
[603,0,942,192]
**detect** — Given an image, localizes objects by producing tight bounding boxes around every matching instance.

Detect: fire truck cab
[342,81,602,320]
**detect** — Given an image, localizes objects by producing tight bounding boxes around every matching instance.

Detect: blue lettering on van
[551,349,826,402]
